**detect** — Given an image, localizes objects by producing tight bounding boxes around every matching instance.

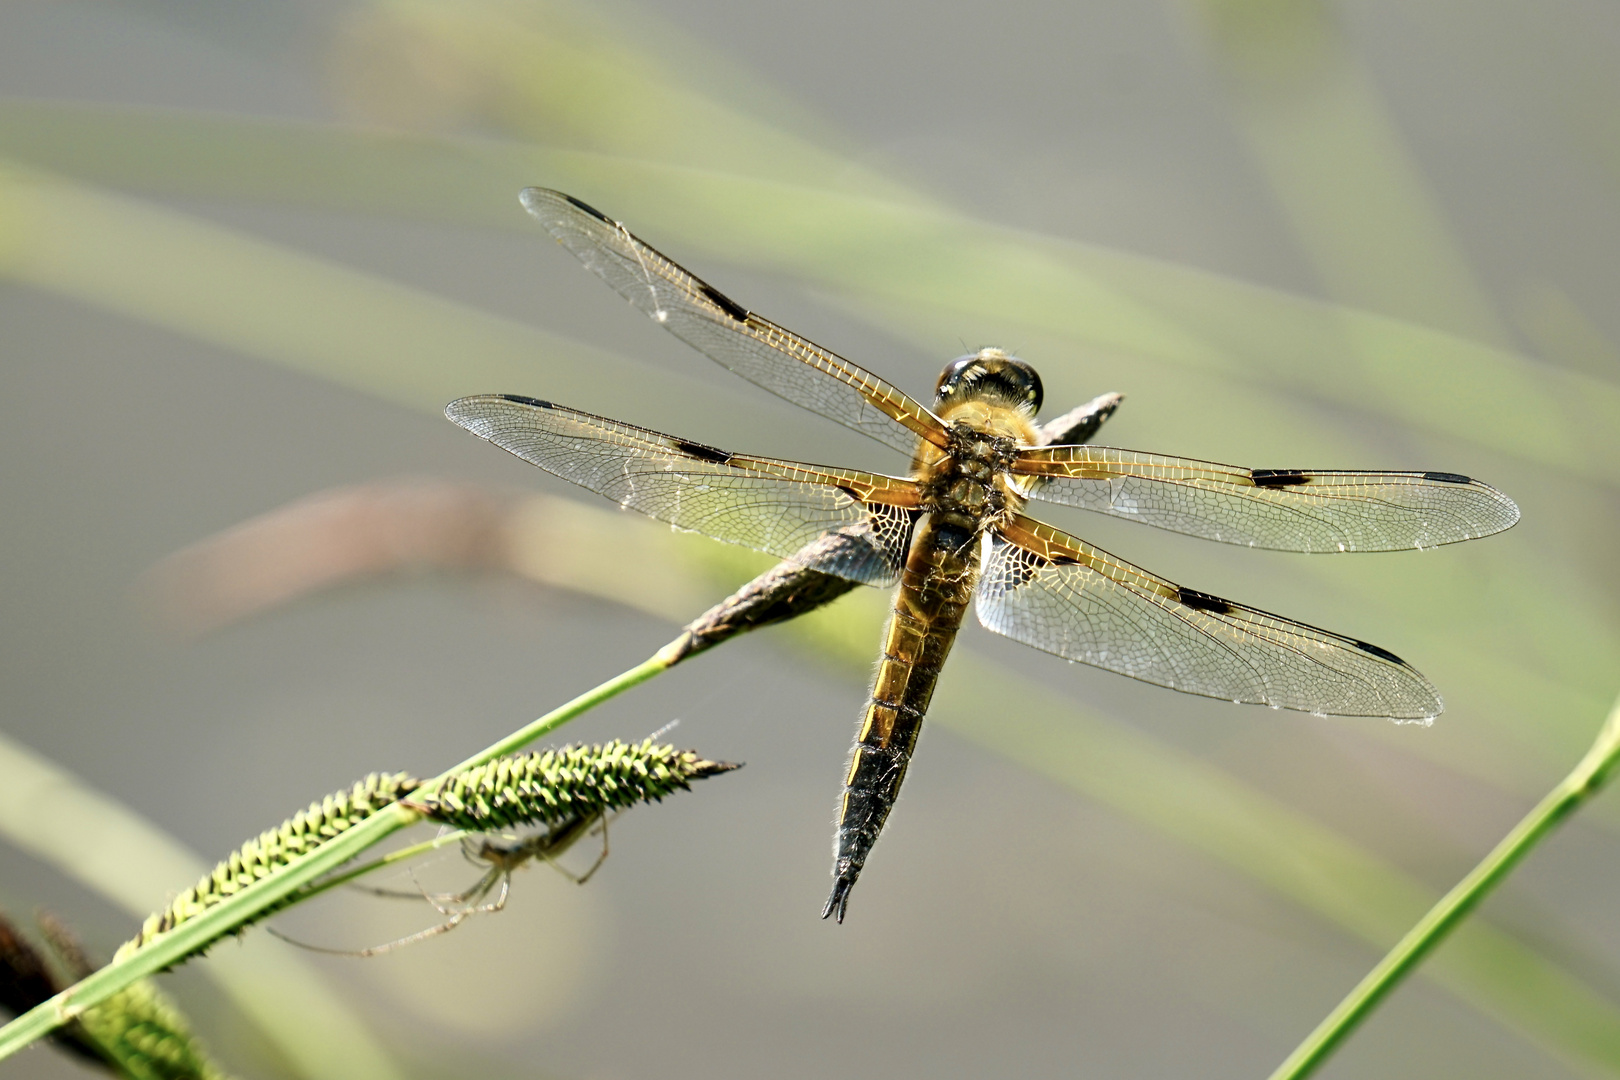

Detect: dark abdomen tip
[822,877,855,923]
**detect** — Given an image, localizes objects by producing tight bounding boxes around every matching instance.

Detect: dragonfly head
[935,348,1043,415]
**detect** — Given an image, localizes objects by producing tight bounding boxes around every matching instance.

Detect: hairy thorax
[914,399,1040,544]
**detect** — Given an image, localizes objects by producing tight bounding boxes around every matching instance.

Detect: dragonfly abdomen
[824,518,979,923]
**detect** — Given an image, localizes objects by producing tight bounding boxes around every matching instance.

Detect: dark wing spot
[1178,588,1233,614]
[1422,471,1473,485]
[697,281,749,322]
[1250,469,1312,487]
[1050,555,1080,566]
[1352,639,1407,665]
[561,193,615,224]
[498,394,553,409]
[673,438,732,465]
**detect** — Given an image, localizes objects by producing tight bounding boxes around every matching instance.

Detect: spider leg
[343,860,483,906]
[345,882,433,900]
[421,866,503,915]
[539,811,612,885]
[268,871,512,958]
[471,873,512,917]
[266,913,469,958]
[347,909,474,957]
[572,813,611,886]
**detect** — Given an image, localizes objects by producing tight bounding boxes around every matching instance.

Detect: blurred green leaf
[0,102,1614,486]
[325,0,905,198]
[0,158,791,453]
[1180,0,1509,342]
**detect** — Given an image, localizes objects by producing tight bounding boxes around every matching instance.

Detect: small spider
[272,810,610,957]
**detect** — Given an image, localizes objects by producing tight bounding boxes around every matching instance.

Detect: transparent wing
[520,188,947,455]
[1013,446,1519,552]
[976,514,1441,719]
[446,395,918,586]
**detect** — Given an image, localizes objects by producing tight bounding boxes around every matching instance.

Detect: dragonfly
[447,189,1521,922]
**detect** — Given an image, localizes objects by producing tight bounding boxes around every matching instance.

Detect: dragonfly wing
[520,188,947,456]
[1014,446,1519,552]
[975,514,1442,719]
[447,395,918,587]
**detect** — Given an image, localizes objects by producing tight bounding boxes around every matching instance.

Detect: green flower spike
[117,773,420,961]
[409,738,740,832]
[115,742,738,965]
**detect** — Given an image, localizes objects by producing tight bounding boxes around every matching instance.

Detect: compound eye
[935,354,980,399]
[1011,361,1044,413]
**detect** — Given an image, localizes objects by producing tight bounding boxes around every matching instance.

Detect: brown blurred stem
[0,911,158,1072]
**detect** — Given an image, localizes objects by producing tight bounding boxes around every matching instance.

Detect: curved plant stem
[1270,690,1620,1080]
[0,642,682,1061]
[283,829,474,906]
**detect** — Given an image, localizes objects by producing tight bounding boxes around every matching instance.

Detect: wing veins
[985,513,1439,717]
[445,395,917,586]
[520,187,947,454]
[1013,446,1517,552]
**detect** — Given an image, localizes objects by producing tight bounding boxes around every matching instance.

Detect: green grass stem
[283,830,474,907]
[1270,690,1620,1079]
[0,644,679,1062]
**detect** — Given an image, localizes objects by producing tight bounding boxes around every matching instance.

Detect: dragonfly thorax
[918,422,1025,538]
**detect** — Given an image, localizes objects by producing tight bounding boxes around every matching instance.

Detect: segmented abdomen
[825,520,977,921]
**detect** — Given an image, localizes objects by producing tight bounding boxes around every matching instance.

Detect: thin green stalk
[432,642,680,774]
[283,829,474,907]
[1271,690,1620,1080]
[0,643,681,1061]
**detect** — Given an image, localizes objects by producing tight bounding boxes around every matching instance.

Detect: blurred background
[1,0,1618,1077]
